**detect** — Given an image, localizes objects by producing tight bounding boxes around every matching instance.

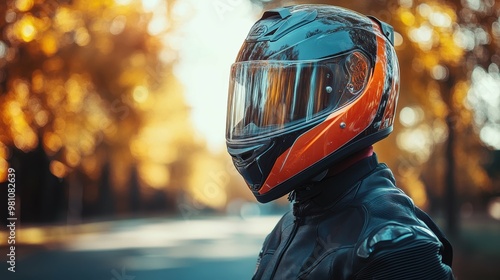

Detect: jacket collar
[292,153,379,217]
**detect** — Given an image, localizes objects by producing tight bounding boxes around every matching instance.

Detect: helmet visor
[226,51,371,141]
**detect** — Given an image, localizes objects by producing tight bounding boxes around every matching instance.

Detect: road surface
[2,215,282,280]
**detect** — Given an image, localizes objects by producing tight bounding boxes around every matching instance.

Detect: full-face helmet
[226,5,400,203]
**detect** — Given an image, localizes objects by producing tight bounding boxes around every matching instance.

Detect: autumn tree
[0,0,200,222]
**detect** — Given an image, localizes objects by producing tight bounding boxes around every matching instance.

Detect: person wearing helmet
[225,4,454,279]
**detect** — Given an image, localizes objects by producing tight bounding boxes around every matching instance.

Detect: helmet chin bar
[227,142,272,192]
[253,126,392,203]
[227,124,316,194]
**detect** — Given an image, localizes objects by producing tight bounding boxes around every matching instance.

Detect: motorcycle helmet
[226,5,400,203]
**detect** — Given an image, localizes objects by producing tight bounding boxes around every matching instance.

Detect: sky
[173,0,261,152]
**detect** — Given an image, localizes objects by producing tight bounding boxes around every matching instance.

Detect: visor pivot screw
[340,122,346,129]
[325,86,333,93]
[347,83,355,94]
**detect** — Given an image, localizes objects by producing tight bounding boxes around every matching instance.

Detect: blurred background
[0,0,499,279]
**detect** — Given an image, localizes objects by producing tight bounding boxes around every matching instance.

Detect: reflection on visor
[226,51,371,141]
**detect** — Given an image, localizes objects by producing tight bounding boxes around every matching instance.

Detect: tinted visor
[226,51,371,141]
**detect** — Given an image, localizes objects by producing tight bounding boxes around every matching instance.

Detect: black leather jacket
[252,154,454,279]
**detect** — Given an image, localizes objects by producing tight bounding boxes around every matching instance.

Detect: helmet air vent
[261,7,292,20]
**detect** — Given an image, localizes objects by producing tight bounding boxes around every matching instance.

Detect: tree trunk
[445,114,459,236]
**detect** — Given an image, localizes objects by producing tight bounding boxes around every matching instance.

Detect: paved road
[2,216,282,280]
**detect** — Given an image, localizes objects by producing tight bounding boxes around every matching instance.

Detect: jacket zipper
[269,204,303,279]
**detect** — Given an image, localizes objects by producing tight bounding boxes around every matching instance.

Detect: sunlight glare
[464,0,481,11]
[0,41,6,58]
[19,17,36,42]
[114,0,132,6]
[468,66,500,149]
[110,15,127,35]
[15,0,34,12]
[148,16,169,35]
[399,106,423,127]
[417,3,431,17]
[409,24,433,43]
[133,85,149,103]
[429,11,452,28]
[431,64,448,80]
[454,28,475,51]
[173,0,259,151]
[488,198,500,220]
[142,0,161,12]
[398,0,413,8]
[396,126,433,162]
[480,125,500,150]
